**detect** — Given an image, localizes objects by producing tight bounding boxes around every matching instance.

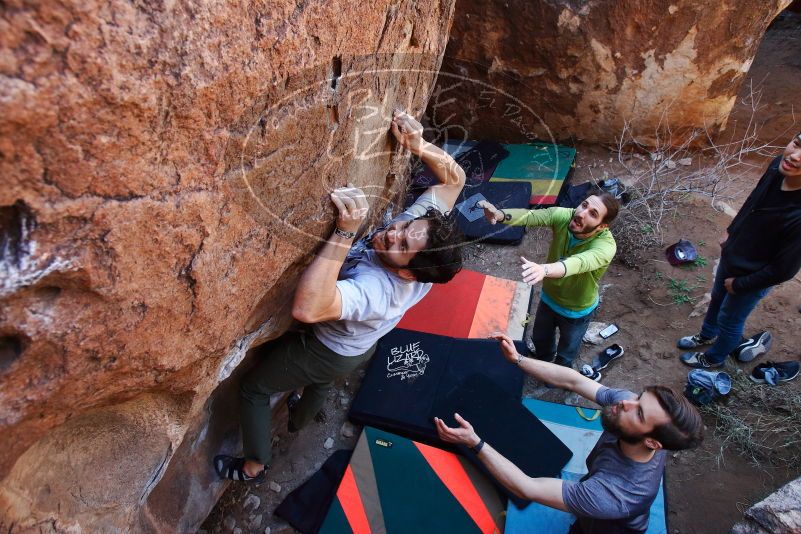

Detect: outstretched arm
[292,185,368,323]
[434,414,567,510]
[491,332,602,402]
[392,110,466,211]
[519,255,567,285]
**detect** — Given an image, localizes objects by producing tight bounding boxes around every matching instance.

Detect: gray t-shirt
[562,387,666,534]
[312,191,447,356]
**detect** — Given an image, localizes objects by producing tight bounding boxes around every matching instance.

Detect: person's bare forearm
[292,232,353,323]
[293,185,368,322]
[518,356,585,390]
[475,443,567,510]
[417,141,465,188]
[434,411,566,510]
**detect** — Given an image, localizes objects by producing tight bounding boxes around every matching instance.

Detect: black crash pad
[454,181,531,245]
[349,329,572,503]
[432,373,573,503]
[349,329,525,441]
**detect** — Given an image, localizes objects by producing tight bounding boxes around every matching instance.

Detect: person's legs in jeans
[531,299,558,362]
[698,264,729,340]
[239,332,372,471]
[554,312,593,367]
[701,286,770,365]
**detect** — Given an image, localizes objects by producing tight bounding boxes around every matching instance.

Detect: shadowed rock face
[431,0,790,145]
[0,0,454,530]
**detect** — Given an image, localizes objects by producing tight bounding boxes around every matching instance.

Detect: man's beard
[601,405,645,444]
[571,219,602,236]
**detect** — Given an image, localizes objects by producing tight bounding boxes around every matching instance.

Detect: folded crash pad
[350,330,571,503]
[396,269,532,341]
[349,329,525,440]
[320,427,507,534]
[275,449,353,534]
[557,180,593,209]
[454,181,531,245]
[505,398,668,534]
[490,142,576,206]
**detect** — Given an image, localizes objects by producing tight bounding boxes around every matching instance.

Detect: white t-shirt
[312,191,447,356]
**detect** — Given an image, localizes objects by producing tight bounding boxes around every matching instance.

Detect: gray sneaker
[736,331,772,362]
[677,333,717,350]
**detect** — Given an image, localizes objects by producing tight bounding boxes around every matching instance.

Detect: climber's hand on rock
[330,183,369,234]
[391,109,424,155]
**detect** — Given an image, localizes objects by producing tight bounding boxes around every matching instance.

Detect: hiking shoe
[679,352,724,369]
[735,331,773,363]
[596,344,624,371]
[729,336,752,360]
[750,361,800,385]
[287,390,302,433]
[286,390,302,410]
[677,333,716,350]
[580,364,602,382]
[213,455,266,483]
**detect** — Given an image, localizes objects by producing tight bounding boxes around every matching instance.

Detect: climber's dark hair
[406,208,464,283]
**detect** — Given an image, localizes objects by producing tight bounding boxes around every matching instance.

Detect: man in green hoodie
[480,193,619,367]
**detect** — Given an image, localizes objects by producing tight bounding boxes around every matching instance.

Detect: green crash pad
[490,142,576,205]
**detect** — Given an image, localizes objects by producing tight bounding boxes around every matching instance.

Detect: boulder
[430,0,791,145]
[0,0,454,531]
[730,477,801,534]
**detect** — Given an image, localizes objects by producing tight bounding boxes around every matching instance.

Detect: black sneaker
[286,390,302,410]
[596,344,624,371]
[580,364,602,382]
[750,361,800,385]
[729,336,751,360]
[736,331,772,363]
[287,390,302,433]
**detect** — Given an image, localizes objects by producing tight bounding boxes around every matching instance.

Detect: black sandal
[213,455,266,483]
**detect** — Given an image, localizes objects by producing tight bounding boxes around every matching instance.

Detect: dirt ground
[202,13,801,534]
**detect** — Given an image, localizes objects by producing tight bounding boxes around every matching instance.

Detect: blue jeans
[700,263,770,364]
[530,299,593,366]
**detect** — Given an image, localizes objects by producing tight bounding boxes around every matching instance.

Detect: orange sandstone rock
[0,0,454,530]
[431,0,790,145]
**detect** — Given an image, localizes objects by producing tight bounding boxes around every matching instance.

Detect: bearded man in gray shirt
[436,333,704,534]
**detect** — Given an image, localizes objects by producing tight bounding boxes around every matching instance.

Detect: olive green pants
[240,331,375,466]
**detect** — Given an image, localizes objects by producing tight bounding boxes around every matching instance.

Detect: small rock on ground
[248,514,263,530]
[223,515,236,533]
[341,421,355,438]
[323,437,335,449]
[243,493,261,511]
[268,480,282,493]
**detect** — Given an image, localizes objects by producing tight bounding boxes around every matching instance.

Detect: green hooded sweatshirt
[504,207,616,312]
